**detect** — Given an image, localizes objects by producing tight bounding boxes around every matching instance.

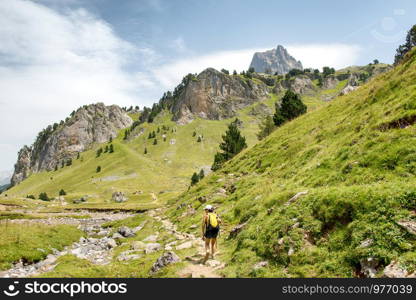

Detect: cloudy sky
[1,0,415,175]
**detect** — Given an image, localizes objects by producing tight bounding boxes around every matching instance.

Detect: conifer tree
[109,144,114,153]
[257,115,276,140]
[273,90,307,127]
[191,172,199,185]
[211,118,247,170]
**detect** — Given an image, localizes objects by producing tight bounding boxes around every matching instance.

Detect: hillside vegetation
[167,50,416,277]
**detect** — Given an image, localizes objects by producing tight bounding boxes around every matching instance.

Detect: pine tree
[199,169,205,180]
[191,172,199,185]
[96,148,103,158]
[96,166,101,173]
[61,161,65,168]
[395,24,416,64]
[211,118,247,170]
[148,132,152,139]
[153,139,158,145]
[104,145,109,153]
[76,152,80,159]
[192,131,196,137]
[66,158,72,166]
[109,144,114,153]
[273,90,307,127]
[257,115,276,140]
[54,165,58,171]
[59,189,66,196]
[157,127,160,133]
[109,136,113,143]
[197,136,202,142]
[144,147,147,154]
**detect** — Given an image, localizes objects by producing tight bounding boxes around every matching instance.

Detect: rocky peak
[170,68,269,124]
[249,45,303,75]
[11,103,132,186]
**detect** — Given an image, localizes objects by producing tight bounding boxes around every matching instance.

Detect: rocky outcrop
[283,76,316,95]
[170,68,269,124]
[11,103,132,185]
[249,45,303,74]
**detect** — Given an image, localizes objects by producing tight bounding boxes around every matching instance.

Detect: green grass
[0,222,83,270]
[166,50,416,277]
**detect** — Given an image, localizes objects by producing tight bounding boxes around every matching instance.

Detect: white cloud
[0,0,155,170]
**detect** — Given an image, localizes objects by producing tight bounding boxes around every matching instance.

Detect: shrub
[38,192,50,201]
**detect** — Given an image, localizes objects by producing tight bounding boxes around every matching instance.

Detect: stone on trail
[150,251,180,274]
[176,241,193,250]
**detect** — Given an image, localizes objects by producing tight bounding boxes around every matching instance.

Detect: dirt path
[148,209,225,278]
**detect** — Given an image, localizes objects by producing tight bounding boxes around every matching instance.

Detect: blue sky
[0,0,415,174]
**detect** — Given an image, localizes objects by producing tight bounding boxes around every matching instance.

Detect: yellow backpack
[207,212,219,229]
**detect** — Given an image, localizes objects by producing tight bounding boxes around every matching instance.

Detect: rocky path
[1,208,225,278]
[148,209,225,278]
[0,211,133,278]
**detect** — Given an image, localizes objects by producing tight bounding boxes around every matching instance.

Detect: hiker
[202,204,221,262]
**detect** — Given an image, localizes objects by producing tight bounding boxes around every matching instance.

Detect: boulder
[150,251,180,274]
[117,251,141,262]
[112,192,127,203]
[253,261,269,270]
[112,232,124,240]
[106,238,117,249]
[360,257,379,278]
[176,241,193,250]
[143,234,158,242]
[383,261,409,278]
[285,191,308,206]
[118,226,135,238]
[145,243,162,254]
[228,222,248,239]
[131,241,146,251]
[396,220,416,236]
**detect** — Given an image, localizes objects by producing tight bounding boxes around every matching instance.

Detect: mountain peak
[250,45,303,74]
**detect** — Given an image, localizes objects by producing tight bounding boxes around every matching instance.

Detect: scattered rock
[112,232,124,240]
[253,261,269,270]
[176,241,193,250]
[118,226,135,238]
[288,247,295,256]
[117,251,141,262]
[106,238,117,249]
[285,191,308,206]
[131,241,146,251]
[190,224,198,229]
[150,251,180,274]
[197,196,207,204]
[143,234,158,242]
[112,192,127,203]
[145,243,162,254]
[359,238,374,248]
[396,220,416,236]
[360,257,380,278]
[228,222,248,239]
[383,261,409,278]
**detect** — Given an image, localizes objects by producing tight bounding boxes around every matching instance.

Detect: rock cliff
[249,45,303,74]
[11,103,132,185]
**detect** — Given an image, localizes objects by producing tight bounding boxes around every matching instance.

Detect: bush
[26,195,35,200]
[59,189,66,196]
[96,166,101,173]
[38,192,50,201]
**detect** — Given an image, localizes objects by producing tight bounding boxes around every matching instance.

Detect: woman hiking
[201,204,221,263]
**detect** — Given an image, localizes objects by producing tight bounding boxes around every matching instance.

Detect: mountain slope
[167,50,416,277]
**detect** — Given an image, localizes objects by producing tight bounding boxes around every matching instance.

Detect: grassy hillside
[4,96,282,210]
[167,51,416,277]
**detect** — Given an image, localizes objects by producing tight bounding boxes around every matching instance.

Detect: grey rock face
[171,68,269,124]
[249,45,303,75]
[11,103,132,185]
